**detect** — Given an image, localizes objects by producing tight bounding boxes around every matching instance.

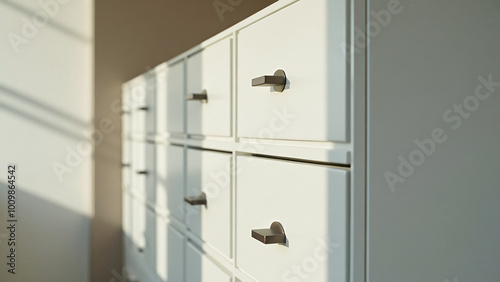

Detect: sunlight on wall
[0,0,93,281]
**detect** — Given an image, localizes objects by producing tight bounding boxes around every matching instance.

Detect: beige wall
[94,0,276,281]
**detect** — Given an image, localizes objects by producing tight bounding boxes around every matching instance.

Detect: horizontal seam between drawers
[238,152,351,169]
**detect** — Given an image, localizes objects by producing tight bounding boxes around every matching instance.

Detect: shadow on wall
[0,0,91,43]
[0,85,89,141]
[0,182,91,282]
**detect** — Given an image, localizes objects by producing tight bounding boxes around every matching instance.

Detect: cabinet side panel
[367,0,500,281]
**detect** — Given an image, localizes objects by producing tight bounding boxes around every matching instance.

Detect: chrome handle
[136,170,148,175]
[252,69,287,92]
[185,90,208,102]
[251,221,286,244]
[184,192,207,206]
[137,106,149,111]
[121,163,130,167]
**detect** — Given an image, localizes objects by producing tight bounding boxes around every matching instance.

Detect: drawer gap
[239,152,351,169]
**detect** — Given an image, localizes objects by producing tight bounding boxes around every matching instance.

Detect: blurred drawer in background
[186,242,231,282]
[185,148,232,260]
[186,37,232,137]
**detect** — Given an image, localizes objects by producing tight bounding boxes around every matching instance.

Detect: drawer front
[122,88,131,137]
[144,211,185,282]
[237,0,348,142]
[122,192,132,239]
[122,139,132,189]
[131,142,155,201]
[236,156,349,282]
[144,143,156,204]
[131,75,156,135]
[122,111,131,138]
[187,37,232,137]
[186,242,231,282]
[144,208,157,273]
[131,197,146,252]
[131,142,146,198]
[156,144,185,222]
[156,67,167,135]
[185,149,231,259]
[167,61,185,134]
[164,224,185,282]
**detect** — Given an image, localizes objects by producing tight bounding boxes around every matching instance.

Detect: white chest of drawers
[121,0,500,281]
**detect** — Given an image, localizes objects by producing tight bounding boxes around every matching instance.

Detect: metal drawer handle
[252,69,287,92]
[121,163,130,167]
[185,90,208,102]
[184,192,207,206]
[137,106,149,111]
[251,221,286,244]
[136,170,148,175]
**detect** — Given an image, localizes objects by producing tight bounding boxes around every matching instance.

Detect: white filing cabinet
[122,0,500,281]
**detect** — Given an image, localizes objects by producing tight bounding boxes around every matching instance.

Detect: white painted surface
[161,223,186,282]
[123,192,132,240]
[166,61,185,134]
[186,149,232,259]
[122,139,132,188]
[122,86,132,137]
[144,142,156,204]
[131,142,146,200]
[367,0,500,281]
[144,208,158,273]
[237,0,348,142]
[186,242,231,282]
[187,37,232,137]
[156,65,168,136]
[0,0,93,280]
[236,156,349,282]
[132,195,146,256]
[155,144,185,222]
[130,74,156,136]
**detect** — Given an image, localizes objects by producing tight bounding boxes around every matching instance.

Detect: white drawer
[237,0,348,142]
[185,149,231,259]
[144,208,157,275]
[156,144,185,222]
[131,74,156,136]
[131,197,146,252]
[131,142,146,198]
[122,111,131,138]
[131,142,155,201]
[122,192,132,239]
[155,66,168,136]
[144,211,185,282]
[186,242,231,282]
[166,60,185,134]
[122,139,132,189]
[187,37,232,137]
[236,156,349,282]
[164,224,185,282]
[122,88,132,137]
